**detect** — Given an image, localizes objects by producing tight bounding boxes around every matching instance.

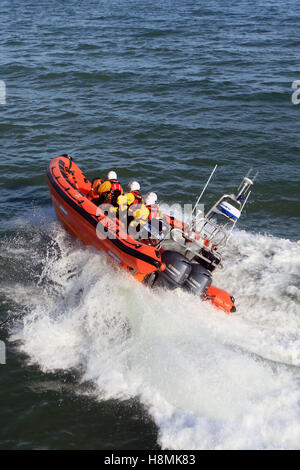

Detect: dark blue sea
[0,0,299,449]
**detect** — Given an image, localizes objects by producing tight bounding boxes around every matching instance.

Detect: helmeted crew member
[145,192,161,220]
[117,181,143,211]
[116,181,149,233]
[142,191,164,241]
[93,170,123,206]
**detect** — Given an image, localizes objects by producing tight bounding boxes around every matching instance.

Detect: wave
[3,218,300,449]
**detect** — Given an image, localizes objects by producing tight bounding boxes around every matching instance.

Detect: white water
[8,221,300,449]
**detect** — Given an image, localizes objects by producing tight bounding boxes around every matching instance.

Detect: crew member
[145,192,161,220]
[87,177,103,202]
[117,181,149,235]
[92,170,123,206]
[143,191,164,241]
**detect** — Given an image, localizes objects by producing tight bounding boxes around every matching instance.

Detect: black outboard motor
[156,250,192,290]
[184,263,212,297]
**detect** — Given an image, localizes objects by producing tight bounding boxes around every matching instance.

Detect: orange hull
[47,155,162,279]
[206,285,236,313]
[47,155,235,314]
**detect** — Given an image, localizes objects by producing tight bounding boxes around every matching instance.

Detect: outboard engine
[156,250,192,290]
[184,263,212,297]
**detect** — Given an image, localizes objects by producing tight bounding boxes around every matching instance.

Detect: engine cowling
[156,250,192,290]
[184,263,212,296]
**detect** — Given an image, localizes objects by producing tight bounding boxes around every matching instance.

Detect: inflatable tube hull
[46,156,161,280]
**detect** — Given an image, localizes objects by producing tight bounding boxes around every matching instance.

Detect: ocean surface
[0,0,299,450]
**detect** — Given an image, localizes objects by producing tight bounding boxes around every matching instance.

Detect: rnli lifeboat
[47,155,257,314]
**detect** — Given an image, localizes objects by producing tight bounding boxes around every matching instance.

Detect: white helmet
[128,181,140,192]
[145,192,158,205]
[107,170,117,180]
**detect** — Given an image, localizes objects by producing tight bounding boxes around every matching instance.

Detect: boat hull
[46,155,162,280]
[46,155,235,313]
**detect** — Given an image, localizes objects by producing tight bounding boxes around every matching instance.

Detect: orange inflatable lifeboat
[46,155,240,314]
[46,155,162,278]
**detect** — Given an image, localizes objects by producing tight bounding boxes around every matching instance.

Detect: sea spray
[5,222,300,450]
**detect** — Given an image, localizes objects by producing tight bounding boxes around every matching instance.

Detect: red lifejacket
[105,179,122,205]
[110,179,122,193]
[147,203,160,220]
[130,190,143,206]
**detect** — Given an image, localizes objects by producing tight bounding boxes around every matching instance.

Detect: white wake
[5,220,300,449]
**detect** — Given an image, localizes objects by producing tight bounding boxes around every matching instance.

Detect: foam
[6,222,300,449]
